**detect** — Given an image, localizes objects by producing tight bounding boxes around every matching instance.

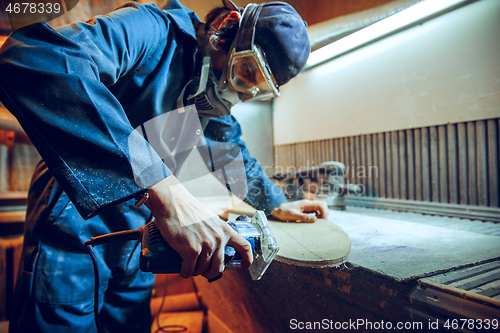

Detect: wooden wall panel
[371,134,379,197]
[406,129,414,201]
[476,121,488,206]
[421,127,431,202]
[349,136,355,185]
[487,120,499,207]
[438,125,448,203]
[366,135,374,197]
[339,138,345,171]
[274,118,500,210]
[448,124,459,204]
[334,139,339,162]
[467,122,478,205]
[392,131,401,200]
[377,133,386,198]
[430,127,439,202]
[360,135,367,195]
[457,123,468,205]
[414,129,422,201]
[329,139,335,163]
[385,133,392,199]
[355,136,361,188]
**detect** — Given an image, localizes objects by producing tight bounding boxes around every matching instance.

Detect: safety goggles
[224,3,280,101]
[227,44,280,101]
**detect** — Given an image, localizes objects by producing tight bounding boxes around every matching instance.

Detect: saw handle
[139,220,246,274]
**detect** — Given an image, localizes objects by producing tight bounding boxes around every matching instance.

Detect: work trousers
[9,161,155,333]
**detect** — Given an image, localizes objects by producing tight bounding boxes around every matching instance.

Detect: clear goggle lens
[228,45,280,101]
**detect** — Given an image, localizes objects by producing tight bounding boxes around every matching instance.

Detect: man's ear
[217,11,240,30]
[222,0,238,11]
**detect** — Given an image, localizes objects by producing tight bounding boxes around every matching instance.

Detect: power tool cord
[83,229,142,333]
[85,244,103,333]
[84,226,220,332]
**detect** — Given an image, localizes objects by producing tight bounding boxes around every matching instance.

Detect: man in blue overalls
[0,0,328,331]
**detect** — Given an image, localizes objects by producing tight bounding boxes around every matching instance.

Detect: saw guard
[248,211,279,280]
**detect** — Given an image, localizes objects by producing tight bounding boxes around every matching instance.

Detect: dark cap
[254,2,310,86]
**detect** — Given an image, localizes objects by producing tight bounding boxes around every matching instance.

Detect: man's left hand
[270,200,329,223]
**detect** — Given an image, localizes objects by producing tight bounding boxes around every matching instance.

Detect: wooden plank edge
[275,249,350,268]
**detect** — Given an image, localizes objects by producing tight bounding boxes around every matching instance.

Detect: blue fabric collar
[163,0,199,40]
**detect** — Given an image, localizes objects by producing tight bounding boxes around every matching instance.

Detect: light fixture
[306,0,473,69]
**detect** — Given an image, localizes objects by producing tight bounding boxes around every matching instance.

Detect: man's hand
[270,200,329,223]
[145,176,253,280]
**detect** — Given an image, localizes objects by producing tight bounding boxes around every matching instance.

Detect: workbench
[193,204,500,333]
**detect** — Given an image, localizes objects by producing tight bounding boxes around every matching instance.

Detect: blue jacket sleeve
[203,115,287,216]
[0,3,172,219]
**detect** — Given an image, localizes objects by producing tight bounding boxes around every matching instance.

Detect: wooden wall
[274,118,500,217]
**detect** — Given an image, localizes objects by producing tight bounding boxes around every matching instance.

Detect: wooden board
[227,200,351,268]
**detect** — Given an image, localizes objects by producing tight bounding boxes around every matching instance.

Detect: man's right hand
[145,176,253,280]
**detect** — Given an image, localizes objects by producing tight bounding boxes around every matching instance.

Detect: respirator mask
[177,3,280,118]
